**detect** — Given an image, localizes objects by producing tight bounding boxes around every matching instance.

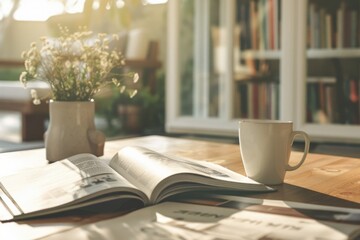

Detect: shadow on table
[243,183,360,209]
[171,183,360,209]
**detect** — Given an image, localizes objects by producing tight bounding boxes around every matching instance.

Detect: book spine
[264,83,269,119]
[306,82,311,122]
[276,82,280,119]
[268,0,275,50]
[319,79,325,114]
[349,79,359,124]
[247,83,254,119]
[258,83,264,119]
[259,83,267,119]
[240,84,248,118]
[271,83,277,120]
[359,76,360,123]
[309,3,316,49]
[307,79,318,122]
[320,8,326,48]
[258,0,265,50]
[344,6,351,48]
[253,83,259,119]
[263,0,268,50]
[239,1,252,50]
[250,0,258,50]
[336,5,344,48]
[245,1,252,50]
[238,2,245,50]
[325,85,334,123]
[234,81,241,118]
[350,11,358,48]
[325,14,332,49]
[273,0,279,50]
[316,4,320,49]
[343,77,351,123]
[263,0,271,50]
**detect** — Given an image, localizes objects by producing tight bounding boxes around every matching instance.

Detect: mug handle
[286,131,310,171]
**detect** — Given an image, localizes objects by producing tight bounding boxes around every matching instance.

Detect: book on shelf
[343,78,360,124]
[44,194,360,240]
[273,0,280,49]
[258,0,268,50]
[320,8,327,48]
[268,0,274,49]
[236,79,279,120]
[250,0,258,50]
[268,0,279,50]
[349,10,358,48]
[325,13,333,48]
[306,76,337,123]
[238,0,280,51]
[238,0,252,50]
[308,2,316,48]
[310,0,359,49]
[336,2,344,48]
[0,146,273,222]
[344,5,351,48]
[306,76,360,124]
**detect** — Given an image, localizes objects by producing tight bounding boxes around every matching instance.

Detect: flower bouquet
[19,26,139,162]
[20,26,139,103]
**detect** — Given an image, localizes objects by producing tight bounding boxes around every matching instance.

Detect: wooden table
[0,99,48,141]
[0,135,359,239]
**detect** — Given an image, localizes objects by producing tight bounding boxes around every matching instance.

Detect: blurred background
[0,0,359,158]
[0,0,167,151]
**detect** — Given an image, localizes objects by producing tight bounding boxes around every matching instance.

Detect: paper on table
[41,200,360,240]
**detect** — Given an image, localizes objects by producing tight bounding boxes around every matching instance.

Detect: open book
[0,146,273,222]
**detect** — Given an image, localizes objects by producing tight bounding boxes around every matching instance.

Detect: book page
[0,154,143,217]
[109,146,271,203]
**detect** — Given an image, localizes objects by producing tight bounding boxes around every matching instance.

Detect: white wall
[0,21,51,60]
[0,4,167,64]
[131,4,167,63]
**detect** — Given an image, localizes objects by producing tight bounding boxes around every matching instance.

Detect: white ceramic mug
[239,120,310,185]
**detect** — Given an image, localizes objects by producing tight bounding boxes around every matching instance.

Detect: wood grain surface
[0,135,359,239]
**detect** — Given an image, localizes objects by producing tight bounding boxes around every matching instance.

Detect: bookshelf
[166,0,360,143]
[295,0,360,142]
[233,0,281,120]
[307,49,360,58]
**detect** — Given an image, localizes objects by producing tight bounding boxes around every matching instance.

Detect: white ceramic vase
[45,101,105,163]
